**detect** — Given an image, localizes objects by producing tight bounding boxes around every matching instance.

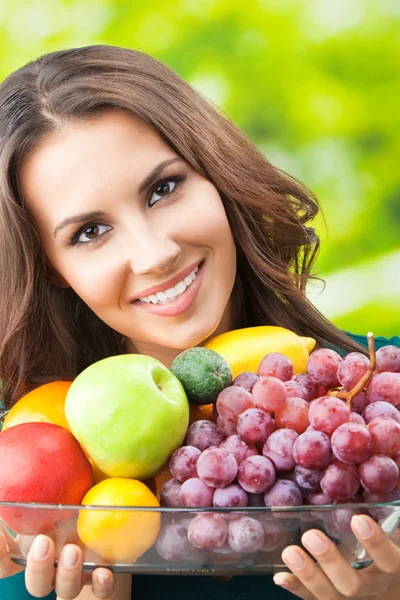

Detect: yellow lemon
[77,478,161,563]
[2,381,72,431]
[204,326,316,379]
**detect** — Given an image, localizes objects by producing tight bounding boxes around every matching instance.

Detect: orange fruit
[204,325,316,379]
[2,381,72,431]
[77,478,161,562]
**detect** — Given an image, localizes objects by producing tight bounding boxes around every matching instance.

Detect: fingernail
[274,574,291,589]
[98,572,111,586]
[63,546,78,569]
[302,531,327,554]
[352,516,372,539]
[282,548,306,571]
[32,535,49,560]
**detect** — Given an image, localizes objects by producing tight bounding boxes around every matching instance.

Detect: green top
[1,331,399,600]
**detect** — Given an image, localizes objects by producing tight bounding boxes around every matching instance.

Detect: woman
[0,45,399,600]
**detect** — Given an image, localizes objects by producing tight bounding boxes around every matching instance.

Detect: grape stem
[327,332,376,406]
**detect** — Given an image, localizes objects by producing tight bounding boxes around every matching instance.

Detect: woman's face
[20,110,237,365]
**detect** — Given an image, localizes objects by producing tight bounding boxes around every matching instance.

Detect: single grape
[291,374,320,400]
[294,465,321,491]
[258,516,287,552]
[220,434,253,466]
[367,417,400,457]
[262,428,298,471]
[160,478,183,507]
[263,479,303,508]
[187,513,227,550]
[156,523,191,560]
[185,420,224,451]
[359,454,399,495]
[292,430,332,470]
[258,352,294,382]
[307,348,342,388]
[363,489,400,520]
[227,516,265,553]
[216,386,254,422]
[216,415,237,437]
[331,423,373,464]
[331,507,367,536]
[232,371,260,392]
[306,490,334,521]
[237,408,274,445]
[169,445,202,482]
[237,455,276,494]
[350,391,369,415]
[363,401,400,425]
[337,352,370,391]
[367,373,400,406]
[375,346,400,374]
[252,376,288,413]
[196,446,238,488]
[320,461,360,501]
[350,412,365,425]
[284,381,309,401]
[179,477,215,507]
[306,490,333,506]
[309,396,350,436]
[213,483,248,508]
[274,397,310,434]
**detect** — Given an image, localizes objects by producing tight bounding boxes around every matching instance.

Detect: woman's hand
[1,529,116,599]
[273,515,400,599]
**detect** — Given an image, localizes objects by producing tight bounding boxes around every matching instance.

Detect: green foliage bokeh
[0,0,399,337]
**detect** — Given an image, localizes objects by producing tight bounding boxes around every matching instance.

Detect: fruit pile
[156,339,400,560]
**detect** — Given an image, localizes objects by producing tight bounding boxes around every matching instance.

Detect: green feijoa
[170,347,232,405]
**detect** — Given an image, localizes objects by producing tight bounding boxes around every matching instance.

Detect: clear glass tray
[1,500,399,575]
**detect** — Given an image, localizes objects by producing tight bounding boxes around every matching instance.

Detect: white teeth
[138,264,201,304]
[175,281,187,294]
[165,287,178,299]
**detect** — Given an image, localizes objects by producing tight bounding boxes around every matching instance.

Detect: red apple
[0,422,93,534]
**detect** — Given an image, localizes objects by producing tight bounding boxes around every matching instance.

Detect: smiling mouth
[135,261,204,306]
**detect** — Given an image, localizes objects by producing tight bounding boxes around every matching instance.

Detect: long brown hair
[0,45,366,407]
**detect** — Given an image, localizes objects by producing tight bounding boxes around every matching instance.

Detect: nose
[126,223,181,276]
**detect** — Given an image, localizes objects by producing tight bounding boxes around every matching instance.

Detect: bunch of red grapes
[156,344,400,561]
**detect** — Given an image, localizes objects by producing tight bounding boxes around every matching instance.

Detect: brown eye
[84,225,100,239]
[155,182,172,196]
[149,179,177,207]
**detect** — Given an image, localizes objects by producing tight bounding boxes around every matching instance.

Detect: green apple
[65,354,189,480]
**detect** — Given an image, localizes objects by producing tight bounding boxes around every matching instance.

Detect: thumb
[0,528,24,579]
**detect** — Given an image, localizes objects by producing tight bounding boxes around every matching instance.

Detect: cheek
[58,254,124,309]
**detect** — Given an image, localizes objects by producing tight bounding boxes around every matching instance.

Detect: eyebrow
[53,156,185,238]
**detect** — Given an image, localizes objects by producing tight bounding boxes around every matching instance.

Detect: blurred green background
[1,0,399,337]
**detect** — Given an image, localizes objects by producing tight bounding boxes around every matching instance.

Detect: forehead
[19,111,173,213]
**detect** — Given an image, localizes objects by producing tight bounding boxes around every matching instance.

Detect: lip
[130,259,203,303]
[132,260,205,317]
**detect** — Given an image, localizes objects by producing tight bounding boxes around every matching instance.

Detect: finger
[54,544,83,600]
[351,515,400,575]
[91,568,115,599]
[281,545,342,600]
[0,529,22,578]
[301,529,363,597]
[25,535,56,598]
[273,572,315,599]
